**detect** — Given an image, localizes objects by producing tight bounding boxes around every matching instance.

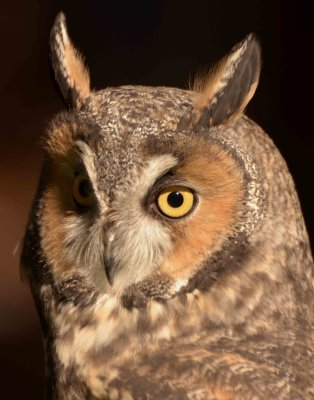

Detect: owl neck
[28,253,314,391]
[35,239,313,400]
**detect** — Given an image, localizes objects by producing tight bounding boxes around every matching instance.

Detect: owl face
[42,85,248,298]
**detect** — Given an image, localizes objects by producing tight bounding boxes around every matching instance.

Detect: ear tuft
[192,34,261,128]
[50,12,90,108]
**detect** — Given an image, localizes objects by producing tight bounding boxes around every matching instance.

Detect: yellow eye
[72,174,94,207]
[157,185,195,218]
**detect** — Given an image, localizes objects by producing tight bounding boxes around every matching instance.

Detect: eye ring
[72,173,94,208]
[157,185,195,219]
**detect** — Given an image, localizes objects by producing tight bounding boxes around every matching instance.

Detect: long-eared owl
[21,12,314,400]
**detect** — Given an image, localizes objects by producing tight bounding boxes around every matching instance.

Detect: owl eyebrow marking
[74,140,107,210]
[137,154,178,197]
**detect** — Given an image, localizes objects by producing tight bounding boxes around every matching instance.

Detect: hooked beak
[104,254,118,286]
[104,232,118,286]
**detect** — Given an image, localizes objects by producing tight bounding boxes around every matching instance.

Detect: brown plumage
[21,12,314,400]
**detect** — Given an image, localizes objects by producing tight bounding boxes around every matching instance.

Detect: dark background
[1,1,313,398]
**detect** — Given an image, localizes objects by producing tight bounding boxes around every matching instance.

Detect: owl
[21,12,314,400]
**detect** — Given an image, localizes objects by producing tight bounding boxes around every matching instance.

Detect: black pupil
[78,179,92,198]
[167,191,184,208]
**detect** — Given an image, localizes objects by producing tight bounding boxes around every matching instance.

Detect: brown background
[1,1,313,398]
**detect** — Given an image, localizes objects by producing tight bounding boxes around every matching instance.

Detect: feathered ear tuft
[50,12,90,108]
[192,34,261,128]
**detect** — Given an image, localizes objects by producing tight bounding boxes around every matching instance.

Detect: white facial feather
[76,140,108,210]
[63,150,177,293]
[109,154,177,293]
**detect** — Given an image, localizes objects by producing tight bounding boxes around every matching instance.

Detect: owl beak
[104,255,117,286]
[104,231,117,285]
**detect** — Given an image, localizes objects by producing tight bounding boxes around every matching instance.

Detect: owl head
[23,12,310,320]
